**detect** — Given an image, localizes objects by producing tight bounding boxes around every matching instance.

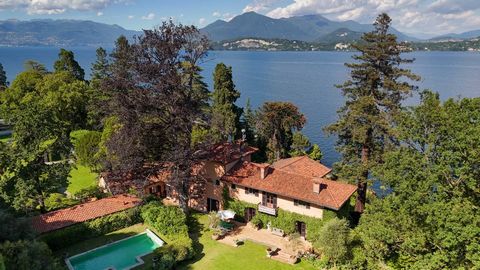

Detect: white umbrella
[217,209,236,220]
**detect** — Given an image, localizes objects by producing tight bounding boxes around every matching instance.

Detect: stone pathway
[217,222,311,264]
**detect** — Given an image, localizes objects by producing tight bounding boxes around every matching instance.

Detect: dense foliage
[70,129,102,170]
[141,202,194,269]
[351,92,480,269]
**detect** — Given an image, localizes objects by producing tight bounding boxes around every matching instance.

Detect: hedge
[39,207,141,251]
[141,202,194,269]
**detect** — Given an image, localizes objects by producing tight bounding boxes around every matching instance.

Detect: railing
[258,203,278,216]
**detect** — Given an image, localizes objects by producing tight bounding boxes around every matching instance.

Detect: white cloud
[97,11,103,16]
[243,0,279,13]
[199,17,207,25]
[141,12,156,20]
[128,15,134,19]
[0,0,119,14]
[242,0,480,36]
[212,11,221,17]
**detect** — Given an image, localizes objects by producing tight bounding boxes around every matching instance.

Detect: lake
[1,47,480,166]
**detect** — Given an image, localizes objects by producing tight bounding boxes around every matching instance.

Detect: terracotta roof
[198,141,258,165]
[31,195,141,234]
[272,156,332,178]
[222,158,356,210]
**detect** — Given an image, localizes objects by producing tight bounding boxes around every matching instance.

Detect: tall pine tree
[326,13,420,213]
[211,63,241,142]
[88,47,110,128]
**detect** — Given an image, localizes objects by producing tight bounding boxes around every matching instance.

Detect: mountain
[316,28,363,43]
[201,12,311,42]
[201,12,417,43]
[431,29,480,41]
[0,19,140,47]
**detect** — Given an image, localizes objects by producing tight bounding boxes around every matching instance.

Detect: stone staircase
[270,249,298,265]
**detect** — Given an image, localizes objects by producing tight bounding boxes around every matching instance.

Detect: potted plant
[233,239,243,247]
[266,247,272,258]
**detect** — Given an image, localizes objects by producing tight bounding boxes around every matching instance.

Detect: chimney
[259,164,270,179]
[313,182,320,193]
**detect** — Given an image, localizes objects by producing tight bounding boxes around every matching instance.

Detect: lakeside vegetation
[0,12,478,270]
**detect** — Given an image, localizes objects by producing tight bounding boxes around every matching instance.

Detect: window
[294,199,310,209]
[245,187,259,197]
[215,180,221,186]
[231,184,236,190]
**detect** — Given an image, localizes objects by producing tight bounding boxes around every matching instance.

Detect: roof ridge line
[275,155,307,170]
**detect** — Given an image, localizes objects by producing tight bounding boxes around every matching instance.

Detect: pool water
[67,231,163,270]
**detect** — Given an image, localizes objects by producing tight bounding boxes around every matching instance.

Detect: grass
[56,214,316,270]
[174,213,316,270]
[67,165,98,195]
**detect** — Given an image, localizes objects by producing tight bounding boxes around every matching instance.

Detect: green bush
[73,186,106,201]
[141,202,194,267]
[44,193,79,211]
[141,202,188,236]
[0,240,60,270]
[40,207,141,251]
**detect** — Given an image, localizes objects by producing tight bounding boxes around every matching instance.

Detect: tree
[0,69,87,212]
[325,13,420,213]
[315,218,350,268]
[102,22,209,212]
[53,48,85,81]
[289,132,311,157]
[70,130,102,170]
[308,144,323,161]
[88,47,111,128]
[211,63,242,141]
[256,102,306,161]
[0,209,34,242]
[23,60,48,74]
[0,63,7,90]
[352,92,480,269]
[0,240,60,270]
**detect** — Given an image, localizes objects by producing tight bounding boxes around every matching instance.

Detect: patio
[216,221,312,265]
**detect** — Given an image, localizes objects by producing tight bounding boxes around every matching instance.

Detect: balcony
[258,203,278,216]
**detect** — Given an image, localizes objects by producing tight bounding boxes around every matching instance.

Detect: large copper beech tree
[326,13,420,213]
[102,22,209,212]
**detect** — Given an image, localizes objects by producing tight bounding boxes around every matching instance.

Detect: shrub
[73,186,106,201]
[141,202,194,267]
[0,240,60,270]
[44,193,79,211]
[40,207,141,251]
[315,218,350,266]
[141,202,188,236]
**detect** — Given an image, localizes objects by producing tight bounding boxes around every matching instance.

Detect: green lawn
[67,165,98,195]
[174,213,316,270]
[57,214,316,270]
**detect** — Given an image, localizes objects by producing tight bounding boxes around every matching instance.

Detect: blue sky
[1,0,480,37]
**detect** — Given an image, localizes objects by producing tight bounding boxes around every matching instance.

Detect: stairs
[270,249,298,265]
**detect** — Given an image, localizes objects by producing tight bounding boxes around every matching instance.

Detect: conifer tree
[53,49,85,81]
[211,63,241,141]
[91,47,109,82]
[0,63,7,90]
[88,47,110,128]
[326,13,420,213]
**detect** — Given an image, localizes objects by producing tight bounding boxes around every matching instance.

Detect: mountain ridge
[201,12,418,43]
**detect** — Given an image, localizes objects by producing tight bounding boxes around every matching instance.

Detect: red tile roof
[197,141,258,165]
[31,195,141,234]
[272,156,332,178]
[222,157,357,210]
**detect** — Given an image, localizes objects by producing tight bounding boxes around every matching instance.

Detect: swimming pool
[66,230,164,270]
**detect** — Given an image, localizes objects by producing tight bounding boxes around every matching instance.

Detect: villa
[99,142,357,236]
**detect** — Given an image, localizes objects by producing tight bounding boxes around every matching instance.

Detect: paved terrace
[218,222,312,264]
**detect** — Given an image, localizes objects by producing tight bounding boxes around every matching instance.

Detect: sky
[1,0,480,38]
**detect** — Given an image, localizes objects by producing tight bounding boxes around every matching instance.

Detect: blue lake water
[1,47,480,166]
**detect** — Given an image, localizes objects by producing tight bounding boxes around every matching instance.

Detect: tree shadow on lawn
[177,213,206,269]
